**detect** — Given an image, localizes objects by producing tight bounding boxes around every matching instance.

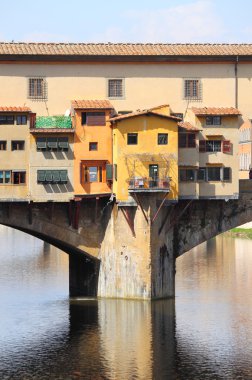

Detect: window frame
[179,132,196,148]
[107,78,124,99]
[184,78,202,100]
[11,140,25,151]
[0,141,7,151]
[179,168,196,182]
[157,133,168,145]
[127,133,138,145]
[89,142,98,151]
[28,77,47,100]
[205,116,222,126]
[16,115,27,125]
[0,115,14,125]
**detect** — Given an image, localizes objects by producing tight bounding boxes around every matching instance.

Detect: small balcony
[128,177,171,192]
[30,115,74,133]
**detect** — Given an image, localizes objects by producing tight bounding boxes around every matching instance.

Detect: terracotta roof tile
[110,109,181,122]
[0,43,252,57]
[191,107,241,116]
[0,106,31,112]
[178,121,201,131]
[71,100,114,109]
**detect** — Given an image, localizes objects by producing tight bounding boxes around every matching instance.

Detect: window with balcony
[127,133,138,145]
[11,140,25,151]
[158,133,168,145]
[108,79,124,98]
[28,77,47,100]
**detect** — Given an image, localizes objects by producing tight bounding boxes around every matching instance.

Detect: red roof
[0,106,31,112]
[0,43,252,57]
[178,121,201,131]
[71,100,114,109]
[191,107,241,116]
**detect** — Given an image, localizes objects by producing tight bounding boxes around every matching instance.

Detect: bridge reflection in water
[0,227,252,379]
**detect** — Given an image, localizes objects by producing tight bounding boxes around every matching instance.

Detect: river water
[0,226,252,379]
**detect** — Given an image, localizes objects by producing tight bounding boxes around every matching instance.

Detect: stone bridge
[1,180,252,300]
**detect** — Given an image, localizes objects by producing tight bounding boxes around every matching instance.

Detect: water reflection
[0,226,252,379]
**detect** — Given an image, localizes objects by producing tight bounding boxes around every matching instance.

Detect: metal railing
[128,177,171,190]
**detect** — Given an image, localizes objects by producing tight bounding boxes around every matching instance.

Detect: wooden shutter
[199,140,206,152]
[87,112,106,126]
[30,113,36,129]
[222,140,231,153]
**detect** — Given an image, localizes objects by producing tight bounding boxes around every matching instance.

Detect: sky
[1,0,252,43]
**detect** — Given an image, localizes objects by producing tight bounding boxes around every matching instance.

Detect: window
[13,171,26,184]
[83,166,103,183]
[179,169,195,182]
[11,140,25,151]
[106,164,113,181]
[206,140,221,152]
[81,112,106,126]
[206,116,221,125]
[127,133,138,145]
[207,167,221,181]
[28,78,47,100]
[16,115,27,125]
[198,167,206,181]
[171,113,184,120]
[108,79,124,98]
[200,140,232,153]
[89,142,98,151]
[223,167,231,181]
[158,133,168,145]
[37,170,68,184]
[0,141,7,150]
[179,133,196,148]
[184,79,201,100]
[36,137,69,151]
[0,171,11,184]
[0,115,14,125]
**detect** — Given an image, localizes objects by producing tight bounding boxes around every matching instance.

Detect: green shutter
[37,170,46,183]
[37,137,47,150]
[58,137,69,150]
[47,137,58,149]
[60,170,68,183]
[106,164,113,180]
[52,170,60,183]
[45,170,53,182]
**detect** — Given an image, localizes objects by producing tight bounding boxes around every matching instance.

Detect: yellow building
[110,106,180,203]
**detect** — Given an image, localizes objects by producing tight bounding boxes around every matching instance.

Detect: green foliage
[36,116,72,129]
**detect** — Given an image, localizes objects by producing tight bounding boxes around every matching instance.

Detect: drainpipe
[235,55,239,109]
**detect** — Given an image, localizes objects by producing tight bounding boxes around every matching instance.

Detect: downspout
[235,55,239,108]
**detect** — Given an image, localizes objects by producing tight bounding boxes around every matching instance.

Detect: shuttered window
[37,170,68,184]
[223,167,231,181]
[106,164,113,180]
[223,140,231,154]
[82,112,106,126]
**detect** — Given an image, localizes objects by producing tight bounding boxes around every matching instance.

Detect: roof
[110,110,181,122]
[1,43,252,57]
[0,106,31,112]
[178,121,201,131]
[191,107,241,116]
[71,100,114,110]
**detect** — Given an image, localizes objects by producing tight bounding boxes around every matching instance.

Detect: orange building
[72,100,114,197]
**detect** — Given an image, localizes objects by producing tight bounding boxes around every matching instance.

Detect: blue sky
[1,0,252,43]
